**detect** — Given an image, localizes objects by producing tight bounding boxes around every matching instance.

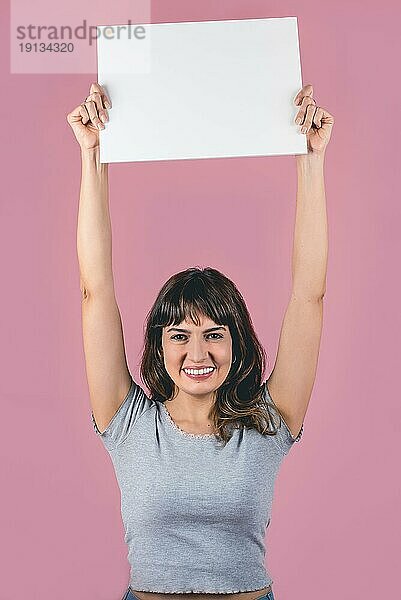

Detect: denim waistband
[123,589,275,600]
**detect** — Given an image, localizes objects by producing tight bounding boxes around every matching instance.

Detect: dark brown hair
[140,266,281,446]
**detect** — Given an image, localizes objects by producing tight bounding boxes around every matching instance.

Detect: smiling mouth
[181,367,215,380]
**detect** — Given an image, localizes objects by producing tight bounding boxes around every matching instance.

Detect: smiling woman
[140,266,276,444]
[69,80,332,599]
[88,264,301,597]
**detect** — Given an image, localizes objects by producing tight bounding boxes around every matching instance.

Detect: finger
[318,109,335,131]
[66,105,90,136]
[301,104,318,133]
[295,96,316,125]
[313,107,324,129]
[67,104,89,125]
[294,83,314,105]
[80,104,90,125]
[90,82,112,109]
[84,99,104,130]
[86,91,108,123]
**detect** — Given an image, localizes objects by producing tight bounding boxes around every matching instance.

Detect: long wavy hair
[140,266,281,446]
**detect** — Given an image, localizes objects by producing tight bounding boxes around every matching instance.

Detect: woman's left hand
[294,84,334,156]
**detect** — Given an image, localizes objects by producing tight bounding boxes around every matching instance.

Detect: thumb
[319,108,335,132]
[66,104,89,138]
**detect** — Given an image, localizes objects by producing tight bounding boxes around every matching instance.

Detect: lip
[182,365,215,370]
[181,367,216,381]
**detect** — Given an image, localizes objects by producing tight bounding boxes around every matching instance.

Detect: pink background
[2,1,400,599]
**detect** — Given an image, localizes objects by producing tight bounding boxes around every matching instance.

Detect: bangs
[154,277,231,328]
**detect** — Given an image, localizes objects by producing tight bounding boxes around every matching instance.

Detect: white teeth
[183,367,214,375]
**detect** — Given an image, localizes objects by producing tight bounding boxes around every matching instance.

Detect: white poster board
[97,17,307,163]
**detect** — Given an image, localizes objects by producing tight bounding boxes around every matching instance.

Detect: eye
[170,333,223,341]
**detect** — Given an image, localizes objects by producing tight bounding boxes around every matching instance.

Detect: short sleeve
[263,381,304,456]
[91,376,154,452]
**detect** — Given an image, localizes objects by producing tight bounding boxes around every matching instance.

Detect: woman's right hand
[67,82,112,151]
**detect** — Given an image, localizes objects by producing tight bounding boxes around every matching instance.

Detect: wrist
[296,151,325,166]
[296,152,325,175]
[80,146,108,172]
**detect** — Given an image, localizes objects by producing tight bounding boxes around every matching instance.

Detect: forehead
[165,314,223,330]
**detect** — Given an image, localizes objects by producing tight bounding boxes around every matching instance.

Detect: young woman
[67,82,334,600]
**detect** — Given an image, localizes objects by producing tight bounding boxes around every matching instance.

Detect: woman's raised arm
[266,84,334,438]
[67,82,112,295]
[67,82,133,434]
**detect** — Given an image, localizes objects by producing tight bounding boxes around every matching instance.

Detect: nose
[187,337,210,363]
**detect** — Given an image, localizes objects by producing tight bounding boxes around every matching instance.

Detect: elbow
[291,286,326,302]
[80,278,89,301]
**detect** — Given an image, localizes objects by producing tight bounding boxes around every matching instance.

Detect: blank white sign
[97,17,307,163]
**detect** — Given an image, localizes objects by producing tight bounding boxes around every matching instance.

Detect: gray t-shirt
[91,378,303,593]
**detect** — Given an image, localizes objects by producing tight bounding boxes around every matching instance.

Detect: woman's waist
[129,584,272,600]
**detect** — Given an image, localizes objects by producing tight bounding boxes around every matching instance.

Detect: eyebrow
[166,326,227,333]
